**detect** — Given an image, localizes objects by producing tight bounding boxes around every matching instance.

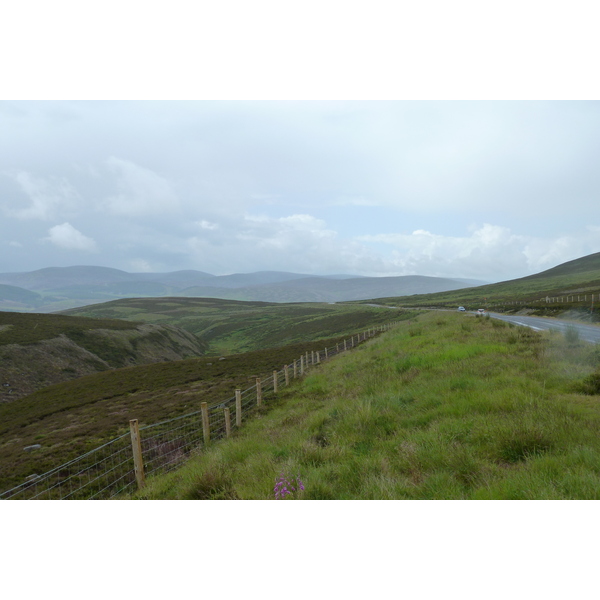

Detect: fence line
[1,321,399,500]
[472,293,598,310]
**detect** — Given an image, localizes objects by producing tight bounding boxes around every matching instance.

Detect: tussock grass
[132,312,600,500]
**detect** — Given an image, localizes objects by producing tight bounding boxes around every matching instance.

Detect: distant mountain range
[0,266,485,312]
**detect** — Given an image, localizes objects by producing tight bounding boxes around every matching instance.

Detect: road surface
[364,303,600,344]
[487,312,600,345]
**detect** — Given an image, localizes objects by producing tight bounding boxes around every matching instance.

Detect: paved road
[487,312,600,345]
[364,303,600,345]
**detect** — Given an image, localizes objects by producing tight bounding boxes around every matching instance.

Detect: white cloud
[104,157,179,216]
[359,224,600,281]
[45,222,98,252]
[197,220,218,230]
[185,213,386,275]
[5,171,78,220]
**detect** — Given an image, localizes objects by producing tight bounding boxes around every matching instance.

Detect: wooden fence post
[273,371,278,393]
[324,347,328,359]
[284,365,289,385]
[311,350,315,364]
[344,339,347,351]
[201,402,210,444]
[224,407,231,438]
[316,351,320,364]
[256,378,262,406]
[300,355,304,375]
[129,419,145,490]
[293,359,298,378]
[235,389,242,427]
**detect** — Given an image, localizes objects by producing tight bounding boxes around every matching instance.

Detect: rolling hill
[0,284,43,311]
[60,297,408,356]
[0,311,208,402]
[0,266,483,311]
[1,297,411,404]
[356,251,600,319]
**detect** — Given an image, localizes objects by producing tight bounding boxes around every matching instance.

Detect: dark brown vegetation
[0,311,208,402]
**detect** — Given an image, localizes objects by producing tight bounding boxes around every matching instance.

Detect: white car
[458,306,466,312]
[476,308,486,315]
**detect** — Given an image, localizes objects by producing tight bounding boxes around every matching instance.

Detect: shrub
[564,325,580,345]
[184,468,238,499]
[578,369,600,395]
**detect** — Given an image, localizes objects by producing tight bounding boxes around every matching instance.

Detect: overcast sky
[2,2,599,284]
[1,100,599,282]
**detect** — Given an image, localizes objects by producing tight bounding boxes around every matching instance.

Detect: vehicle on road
[458,306,466,312]
[476,308,486,315]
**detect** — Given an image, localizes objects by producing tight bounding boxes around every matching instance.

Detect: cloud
[197,220,218,230]
[104,157,179,216]
[5,171,79,220]
[185,213,386,275]
[45,222,98,252]
[2,102,600,280]
[359,224,600,281]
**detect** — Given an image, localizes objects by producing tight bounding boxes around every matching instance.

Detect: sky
[2,100,599,283]
[1,2,599,287]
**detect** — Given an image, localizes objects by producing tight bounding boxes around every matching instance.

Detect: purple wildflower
[274,472,305,499]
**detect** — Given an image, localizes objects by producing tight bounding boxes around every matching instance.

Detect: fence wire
[1,322,397,500]
[0,433,135,500]
[140,411,204,478]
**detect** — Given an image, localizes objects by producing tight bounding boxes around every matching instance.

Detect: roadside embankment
[133,311,600,499]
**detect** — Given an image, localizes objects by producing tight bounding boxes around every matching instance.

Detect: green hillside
[0,284,43,310]
[61,297,404,355]
[0,311,208,402]
[0,310,138,346]
[130,311,600,500]
[356,251,600,316]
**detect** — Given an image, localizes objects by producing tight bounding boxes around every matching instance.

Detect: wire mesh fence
[1,322,398,500]
[140,411,204,478]
[0,433,136,500]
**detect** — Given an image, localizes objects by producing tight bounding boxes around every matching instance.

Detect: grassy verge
[131,311,600,500]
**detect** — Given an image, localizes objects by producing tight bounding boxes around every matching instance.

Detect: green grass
[130,311,600,500]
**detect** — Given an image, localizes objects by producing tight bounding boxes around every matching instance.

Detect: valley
[0,266,481,312]
[2,250,600,499]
